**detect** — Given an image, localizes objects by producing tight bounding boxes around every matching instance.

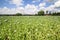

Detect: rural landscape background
[0,0,60,40]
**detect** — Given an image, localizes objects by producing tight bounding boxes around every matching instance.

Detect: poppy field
[0,16,60,40]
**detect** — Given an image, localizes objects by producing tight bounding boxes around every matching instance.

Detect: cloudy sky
[0,0,60,14]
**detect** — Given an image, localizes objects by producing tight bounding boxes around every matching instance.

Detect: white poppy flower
[4,19,8,22]
[14,30,16,32]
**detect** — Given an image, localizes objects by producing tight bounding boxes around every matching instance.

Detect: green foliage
[38,10,44,16]
[0,16,60,40]
[35,14,38,16]
[16,13,22,16]
[52,12,60,16]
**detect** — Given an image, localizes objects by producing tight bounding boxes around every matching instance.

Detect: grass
[0,16,60,40]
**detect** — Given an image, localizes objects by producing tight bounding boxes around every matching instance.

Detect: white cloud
[33,0,40,1]
[16,7,25,14]
[0,7,16,14]
[44,0,57,2]
[38,3,46,11]
[55,0,60,7]
[43,0,60,12]
[0,4,38,15]
[32,1,36,3]
[9,0,23,6]
[0,0,60,15]
[24,4,38,14]
[32,0,41,3]
[0,7,25,14]
[39,3,46,7]
[44,0,53,2]
[46,5,55,11]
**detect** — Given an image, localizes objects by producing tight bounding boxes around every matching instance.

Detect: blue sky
[0,0,52,8]
[0,0,60,14]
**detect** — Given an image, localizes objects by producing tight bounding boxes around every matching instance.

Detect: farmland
[0,16,60,40]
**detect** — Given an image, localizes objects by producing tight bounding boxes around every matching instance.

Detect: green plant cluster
[0,16,60,40]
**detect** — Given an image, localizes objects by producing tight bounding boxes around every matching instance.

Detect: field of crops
[0,16,60,40]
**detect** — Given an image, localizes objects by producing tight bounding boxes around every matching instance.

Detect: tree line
[0,10,60,16]
[15,10,60,16]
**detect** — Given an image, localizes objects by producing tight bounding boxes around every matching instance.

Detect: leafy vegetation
[0,16,60,40]
[52,12,60,16]
[15,13,22,16]
[37,10,44,16]
[0,11,60,16]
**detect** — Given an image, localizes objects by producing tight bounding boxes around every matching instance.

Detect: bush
[52,12,60,16]
[16,13,22,16]
[38,10,44,16]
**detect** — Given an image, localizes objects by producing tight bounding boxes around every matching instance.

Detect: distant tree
[35,14,38,16]
[38,10,44,16]
[49,11,51,15]
[16,13,22,16]
[52,12,60,16]
[46,11,50,15]
[46,11,48,14]
[52,12,56,15]
[56,12,60,15]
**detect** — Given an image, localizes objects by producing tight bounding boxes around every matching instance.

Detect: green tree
[52,12,60,16]
[34,13,38,16]
[16,13,22,16]
[38,10,44,16]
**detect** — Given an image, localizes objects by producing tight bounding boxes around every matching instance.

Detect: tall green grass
[0,16,60,40]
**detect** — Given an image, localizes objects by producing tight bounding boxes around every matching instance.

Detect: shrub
[16,13,22,16]
[38,10,44,16]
